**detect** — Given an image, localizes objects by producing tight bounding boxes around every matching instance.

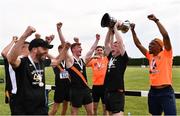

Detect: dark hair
[95,46,104,50]
[24,41,30,44]
[70,43,81,51]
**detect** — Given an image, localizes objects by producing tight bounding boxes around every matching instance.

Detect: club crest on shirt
[32,73,44,87]
[149,58,159,74]
[108,58,116,69]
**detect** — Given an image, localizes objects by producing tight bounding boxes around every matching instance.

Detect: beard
[37,52,47,60]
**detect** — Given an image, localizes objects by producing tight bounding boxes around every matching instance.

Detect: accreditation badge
[60,70,69,79]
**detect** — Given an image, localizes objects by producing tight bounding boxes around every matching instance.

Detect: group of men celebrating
[1,14,176,115]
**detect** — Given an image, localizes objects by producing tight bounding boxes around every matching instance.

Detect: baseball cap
[28,38,53,51]
[153,38,164,48]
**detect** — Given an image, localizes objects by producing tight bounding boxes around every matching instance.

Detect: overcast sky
[0,0,180,58]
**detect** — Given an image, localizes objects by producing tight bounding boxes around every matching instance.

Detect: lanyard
[73,56,83,70]
[28,55,44,87]
[57,61,65,72]
[96,57,103,69]
[28,55,41,75]
[61,60,65,69]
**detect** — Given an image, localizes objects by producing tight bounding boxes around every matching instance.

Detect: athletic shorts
[54,82,70,103]
[70,87,93,108]
[92,85,105,104]
[104,90,125,113]
[148,86,176,115]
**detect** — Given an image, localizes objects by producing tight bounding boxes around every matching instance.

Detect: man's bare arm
[51,42,72,67]
[85,34,100,63]
[114,21,125,56]
[148,14,171,51]
[1,36,18,58]
[7,26,36,68]
[104,28,113,56]
[57,22,66,45]
[130,23,147,56]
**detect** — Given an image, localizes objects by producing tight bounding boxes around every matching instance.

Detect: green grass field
[0,66,180,115]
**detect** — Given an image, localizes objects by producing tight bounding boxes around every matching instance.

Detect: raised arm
[85,34,100,63]
[50,42,71,66]
[57,22,66,45]
[113,21,125,55]
[148,14,171,51]
[73,37,79,43]
[7,26,36,68]
[1,36,18,58]
[35,33,41,39]
[130,23,147,56]
[104,28,114,56]
[45,34,54,44]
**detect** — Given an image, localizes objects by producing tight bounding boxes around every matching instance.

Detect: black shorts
[104,91,125,113]
[92,85,105,104]
[70,87,93,108]
[54,81,70,103]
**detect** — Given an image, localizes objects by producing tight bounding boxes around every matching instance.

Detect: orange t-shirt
[87,56,108,85]
[146,49,173,86]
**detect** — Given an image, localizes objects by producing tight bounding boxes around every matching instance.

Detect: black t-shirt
[53,61,70,88]
[13,57,51,114]
[104,52,129,91]
[67,58,88,88]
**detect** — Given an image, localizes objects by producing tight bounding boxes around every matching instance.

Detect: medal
[96,61,101,70]
[96,57,102,70]
[37,74,44,87]
[39,82,44,87]
[108,69,110,72]
[28,55,44,87]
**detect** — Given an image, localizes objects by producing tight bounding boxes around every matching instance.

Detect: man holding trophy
[101,13,129,115]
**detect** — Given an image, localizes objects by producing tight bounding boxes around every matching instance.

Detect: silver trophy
[101,13,130,33]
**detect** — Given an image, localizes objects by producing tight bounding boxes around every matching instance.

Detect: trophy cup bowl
[101,13,130,33]
[101,13,117,28]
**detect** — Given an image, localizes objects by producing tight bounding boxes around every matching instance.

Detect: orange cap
[153,38,163,48]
